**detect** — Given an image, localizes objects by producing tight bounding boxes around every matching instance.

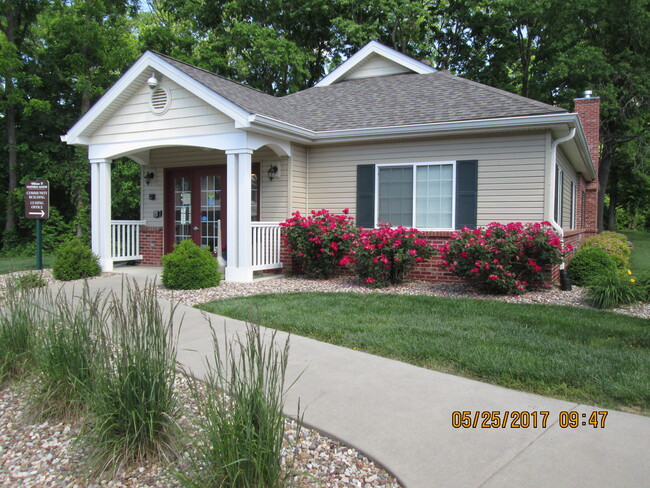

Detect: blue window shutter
[455,160,478,230]
[356,165,375,228]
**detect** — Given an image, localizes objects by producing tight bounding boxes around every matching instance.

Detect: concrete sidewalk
[59,267,650,488]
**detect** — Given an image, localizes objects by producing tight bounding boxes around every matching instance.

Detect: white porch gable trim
[64,51,252,146]
[315,41,436,87]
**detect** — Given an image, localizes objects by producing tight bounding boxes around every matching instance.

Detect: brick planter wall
[138,226,163,266]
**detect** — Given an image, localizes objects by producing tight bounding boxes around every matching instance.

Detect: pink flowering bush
[438,222,570,294]
[280,209,357,279]
[341,223,435,287]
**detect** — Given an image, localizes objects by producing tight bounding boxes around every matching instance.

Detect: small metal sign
[25,179,50,219]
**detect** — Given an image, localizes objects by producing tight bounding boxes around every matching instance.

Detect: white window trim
[570,181,577,230]
[555,166,564,226]
[374,161,456,230]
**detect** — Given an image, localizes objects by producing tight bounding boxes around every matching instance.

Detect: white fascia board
[316,41,436,87]
[248,114,315,142]
[65,52,251,145]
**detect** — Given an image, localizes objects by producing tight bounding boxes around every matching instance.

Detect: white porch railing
[110,220,145,261]
[251,222,283,271]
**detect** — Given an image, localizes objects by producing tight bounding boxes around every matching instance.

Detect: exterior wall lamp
[144,171,155,185]
[267,164,278,181]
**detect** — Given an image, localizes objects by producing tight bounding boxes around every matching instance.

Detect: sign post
[24,179,50,270]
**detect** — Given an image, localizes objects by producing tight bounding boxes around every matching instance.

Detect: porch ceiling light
[144,171,155,185]
[267,164,278,181]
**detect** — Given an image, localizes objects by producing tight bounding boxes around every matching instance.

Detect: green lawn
[0,255,53,275]
[198,293,650,414]
[625,231,650,278]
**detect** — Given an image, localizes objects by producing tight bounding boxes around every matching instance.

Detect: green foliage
[280,209,357,279]
[161,239,221,290]
[29,284,105,420]
[52,237,101,281]
[567,247,618,286]
[580,233,631,270]
[111,159,141,220]
[13,271,47,289]
[439,222,567,294]
[0,282,41,383]
[586,271,644,309]
[341,224,435,287]
[81,280,180,475]
[177,324,294,488]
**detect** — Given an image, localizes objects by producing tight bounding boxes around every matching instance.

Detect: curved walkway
[62,267,650,488]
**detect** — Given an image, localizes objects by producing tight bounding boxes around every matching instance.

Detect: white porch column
[225,149,254,282]
[90,158,113,272]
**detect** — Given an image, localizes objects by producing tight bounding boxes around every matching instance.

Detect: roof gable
[64,51,252,145]
[315,41,436,87]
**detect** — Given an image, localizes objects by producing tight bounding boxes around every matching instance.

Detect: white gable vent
[150,87,171,115]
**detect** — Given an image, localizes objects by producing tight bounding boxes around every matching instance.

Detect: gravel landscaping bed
[158,274,650,320]
[0,374,400,488]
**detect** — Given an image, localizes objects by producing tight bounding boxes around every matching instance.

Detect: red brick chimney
[573,90,600,232]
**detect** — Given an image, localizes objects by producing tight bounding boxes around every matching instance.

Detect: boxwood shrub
[52,238,102,281]
[161,239,221,290]
[580,233,630,270]
[567,247,617,286]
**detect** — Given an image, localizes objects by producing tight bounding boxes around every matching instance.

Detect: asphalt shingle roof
[159,53,566,133]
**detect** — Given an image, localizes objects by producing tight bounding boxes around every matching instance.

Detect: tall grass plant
[81,279,181,476]
[178,324,296,488]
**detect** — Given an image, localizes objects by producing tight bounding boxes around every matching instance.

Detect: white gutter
[548,128,576,270]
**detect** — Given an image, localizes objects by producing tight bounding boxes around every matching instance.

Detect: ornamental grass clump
[341,223,435,287]
[439,222,569,294]
[81,279,181,476]
[0,281,43,383]
[29,284,107,421]
[586,269,644,309]
[280,209,357,279]
[177,324,296,488]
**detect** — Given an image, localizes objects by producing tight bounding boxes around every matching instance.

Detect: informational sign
[24,179,50,219]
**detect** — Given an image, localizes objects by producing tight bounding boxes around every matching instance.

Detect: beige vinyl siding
[308,132,547,226]
[290,143,308,214]
[256,147,288,222]
[557,148,577,229]
[343,54,412,81]
[90,79,235,145]
[141,146,287,227]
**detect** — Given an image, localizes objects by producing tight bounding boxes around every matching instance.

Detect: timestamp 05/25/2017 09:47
[451,410,608,429]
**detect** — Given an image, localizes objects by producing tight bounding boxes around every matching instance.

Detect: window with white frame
[376,162,455,229]
[554,165,564,225]
[570,181,577,229]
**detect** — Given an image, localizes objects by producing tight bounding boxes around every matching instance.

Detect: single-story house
[63,41,600,283]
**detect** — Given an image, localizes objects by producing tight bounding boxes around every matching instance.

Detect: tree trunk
[76,89,92,236]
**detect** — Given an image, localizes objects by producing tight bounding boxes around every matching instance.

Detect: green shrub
[177,324,296,488]
[341,224,435,287]
[280,209,357,279]
[161,239,220,290]
[81,280,180,475]
[568,247,618,286]
[586,271,643,309]
[52,237,102,281]
[13,271,47,289]
[580,233,631,270]
[439,222,567,294]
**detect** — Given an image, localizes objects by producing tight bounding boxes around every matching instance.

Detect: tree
[0,0,48,243]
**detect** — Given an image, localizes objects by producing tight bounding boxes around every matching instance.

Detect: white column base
[225,266,254,283]
[100,258,114,272]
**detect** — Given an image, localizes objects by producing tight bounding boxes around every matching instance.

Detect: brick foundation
[138,226,163,266]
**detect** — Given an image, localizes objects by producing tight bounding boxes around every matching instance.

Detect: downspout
[548,128,576,289]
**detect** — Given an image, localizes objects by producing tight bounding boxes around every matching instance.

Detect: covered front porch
[89,135,291,283]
